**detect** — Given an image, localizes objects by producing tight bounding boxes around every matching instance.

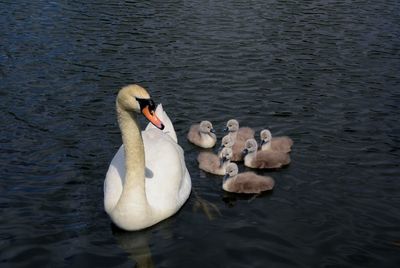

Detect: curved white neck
[116,102,147,205]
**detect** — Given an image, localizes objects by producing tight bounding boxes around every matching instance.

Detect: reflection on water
[112,190,222,267]
[222,190,274,207]
[112,226,155,268]
[192,189,221,220]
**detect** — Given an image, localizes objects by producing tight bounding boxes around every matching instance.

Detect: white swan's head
[225,119,239,132]
[117,84,164,129]
[199,121,215,134]
[260,129,272,146]
[224,163,238,181]
[242,139,258,156]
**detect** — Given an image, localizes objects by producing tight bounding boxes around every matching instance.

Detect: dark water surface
[1,0,400,267]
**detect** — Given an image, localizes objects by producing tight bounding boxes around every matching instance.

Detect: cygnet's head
[117,84,164,129]
[260,129,272,145]
[225,119,239,132]
[199,121,215,134]
[242,139,258,156]
[221,135,234,149]
[219,147,233,167]
[220,147,233,161]
[224,163,239,180]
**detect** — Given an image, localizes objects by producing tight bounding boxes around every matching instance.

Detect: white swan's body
[104,86,191,231]
[104,131,191,226]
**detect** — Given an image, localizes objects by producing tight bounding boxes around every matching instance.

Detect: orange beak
[142,106,165,130]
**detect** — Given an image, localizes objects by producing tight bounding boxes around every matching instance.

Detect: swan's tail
[145,104,178,143]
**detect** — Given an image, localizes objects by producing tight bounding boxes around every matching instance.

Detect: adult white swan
[104,84,191,231]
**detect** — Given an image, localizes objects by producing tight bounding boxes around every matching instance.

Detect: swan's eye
[136,97,155,112]
[149,99,156,110]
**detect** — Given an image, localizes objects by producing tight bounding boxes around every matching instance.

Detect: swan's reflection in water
[112,189,273,266]
[112,219,175,267]
[112,224,155,268]
[111,190,223,267]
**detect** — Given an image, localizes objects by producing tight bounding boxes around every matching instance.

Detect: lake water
[1,0,399,267]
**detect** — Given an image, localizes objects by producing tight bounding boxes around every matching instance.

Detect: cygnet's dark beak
[223,173,229,181]
[223,127,229,132]
[210,128,216,134]
[260,140,266,146]
[219,156,228,167]
[242,148,249,156]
